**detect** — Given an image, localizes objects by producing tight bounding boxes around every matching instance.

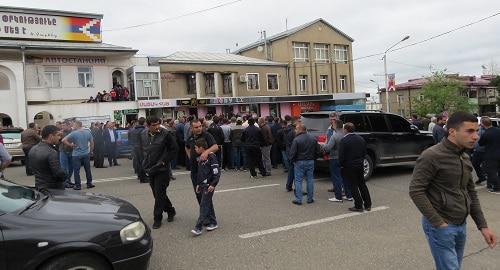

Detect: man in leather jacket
[29,125,67,190]
[140,116,178,229]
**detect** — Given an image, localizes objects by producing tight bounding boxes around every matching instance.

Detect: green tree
[492,76,500,106]
[413,71,473,116]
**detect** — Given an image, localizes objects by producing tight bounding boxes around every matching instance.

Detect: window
[44,66,61,88]
[397,95,404,104]
[247,73,259,90]
[222,74,232,94]
[293,42,309,62]
[340,114,367,132]
[77,67,93,87]
[136,72,160,100]
[267,74,279,91]
[314,44,329,62]
[367,115,390,132]
[205,73,215,95]
[0,72,9,90]
[299,75,307,92]
[387,115,411,132]
[339,75,347,92]
[334,45,348,63]
[187,73,196,95]
[319,75,328,92]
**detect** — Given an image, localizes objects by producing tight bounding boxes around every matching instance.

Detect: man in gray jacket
[410,112,496,270]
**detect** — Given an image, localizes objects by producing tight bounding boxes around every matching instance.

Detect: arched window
[0,72,9,90]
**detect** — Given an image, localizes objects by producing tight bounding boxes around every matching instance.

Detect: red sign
[291,102,320,117]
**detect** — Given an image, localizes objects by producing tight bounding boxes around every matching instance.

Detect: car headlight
[120,221,146,243]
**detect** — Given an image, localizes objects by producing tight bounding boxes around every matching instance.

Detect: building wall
[0,62,27,128]
[238,21,354,95]
[159,63,288,98]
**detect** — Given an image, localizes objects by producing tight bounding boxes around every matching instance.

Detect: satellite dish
[257,46,264,52]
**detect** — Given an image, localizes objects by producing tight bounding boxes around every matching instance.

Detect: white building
[0,6,159,128]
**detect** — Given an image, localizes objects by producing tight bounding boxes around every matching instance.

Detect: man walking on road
[62,121,94,190]
[259,117,274,176]
[241,118,266,179]
[104,122,119,167]
[339,122,372,212]
[472,117,488,185]
[129,117,147,183]
[30,125,67,190]
[289,124,320,205]
[140,116,178,229]
[21,122,41,176]
[91,122,106,168]
[478,116,500,192]
[410,112,497,270]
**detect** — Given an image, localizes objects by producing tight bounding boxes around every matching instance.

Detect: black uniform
[140,128,178,223]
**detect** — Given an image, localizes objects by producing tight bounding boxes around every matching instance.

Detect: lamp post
[383,35,410,113]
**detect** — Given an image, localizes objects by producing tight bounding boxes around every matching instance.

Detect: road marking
[92,171,191,183]
[239,206,390,239]
[216,184,280,193]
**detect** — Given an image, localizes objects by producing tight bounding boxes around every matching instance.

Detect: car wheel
[363,155,374,181]
[40,252,110,270]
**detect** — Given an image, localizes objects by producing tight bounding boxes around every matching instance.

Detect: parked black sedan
[0,179,152,270]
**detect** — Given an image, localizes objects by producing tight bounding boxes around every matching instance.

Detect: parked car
[0,179,153,270]
[116,128,132,158]
[301,110,435,180]
[0,128,24,164]
[477,116,500,127]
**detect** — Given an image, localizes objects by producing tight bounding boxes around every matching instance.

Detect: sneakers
[206,224,219,231]
[342,196,354,201]
[328,197,343,203]
[487,189,500,194]
[191,228,202,236]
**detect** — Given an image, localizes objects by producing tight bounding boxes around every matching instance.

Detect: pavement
[4,158,500,270]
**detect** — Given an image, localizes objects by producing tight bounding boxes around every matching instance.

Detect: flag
[387,73,396,91]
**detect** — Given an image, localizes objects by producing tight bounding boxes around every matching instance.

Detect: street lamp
[383,35,410,112]
[369,79,380,91]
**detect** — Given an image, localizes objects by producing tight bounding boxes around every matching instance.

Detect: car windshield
[301,114,330,133]
[1,133,21,140]
[0,180,36,213]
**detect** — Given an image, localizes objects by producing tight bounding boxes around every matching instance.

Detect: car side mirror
[410,125,419,133]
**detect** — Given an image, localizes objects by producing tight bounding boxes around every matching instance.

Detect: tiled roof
[158,51,287,66]
[380,75,495,92]
[0,39,137,52]
[233,18,354,54]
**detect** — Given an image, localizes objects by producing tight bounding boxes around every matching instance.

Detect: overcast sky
[6,0,500,99]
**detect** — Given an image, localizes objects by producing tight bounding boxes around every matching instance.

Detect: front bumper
[109,224,153,270]
[112,247,152,270]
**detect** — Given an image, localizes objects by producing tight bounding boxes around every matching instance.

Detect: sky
[5,0,500,100]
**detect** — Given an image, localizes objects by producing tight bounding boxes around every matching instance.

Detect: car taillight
[316,135,327,143]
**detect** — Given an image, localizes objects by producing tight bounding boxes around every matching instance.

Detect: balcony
[26,87,50,102]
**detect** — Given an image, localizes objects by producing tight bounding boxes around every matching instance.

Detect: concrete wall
[0,62,27,128]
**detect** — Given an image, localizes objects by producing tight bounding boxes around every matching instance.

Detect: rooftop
[0,39,137,53]
[380,74,496,92]
[158,51,287,66]
[233,18,354,54]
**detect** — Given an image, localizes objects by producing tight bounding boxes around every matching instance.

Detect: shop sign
[137,99,177,109]
[291,102,320,117]
[0,11,101,42]
[209,97,245,104]
[27,56,106,65]
[122,109,139,114]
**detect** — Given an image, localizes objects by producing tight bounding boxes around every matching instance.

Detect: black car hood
[27,190,141,224]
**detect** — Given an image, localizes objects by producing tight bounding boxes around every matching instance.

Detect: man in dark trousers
[104,122,119,167]
[339,122,372,212]
[478,116,500,192]
[289,123,320,205]
[241,118,266,179]
[207,116,224,167]
[91,122,106,168]
[129,117,147,183]
[410,112,496,270]
[432,115,447,144]
[186,119,219,205]
[21,122,41,176]
[29,125,67,190]
[140,116,178,229]
[259,117,274,176]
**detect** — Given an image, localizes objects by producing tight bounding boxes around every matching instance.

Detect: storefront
[137,99,179,119]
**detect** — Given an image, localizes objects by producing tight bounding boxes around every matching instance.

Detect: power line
[352,10,500,62]
[103,0,244,32]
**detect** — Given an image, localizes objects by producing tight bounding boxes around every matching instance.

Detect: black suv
[300,110,435,180]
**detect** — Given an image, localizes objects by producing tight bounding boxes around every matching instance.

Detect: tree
[491,76,500,106]
[413,71,473,116]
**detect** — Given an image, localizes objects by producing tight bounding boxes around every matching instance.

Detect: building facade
[379,74,499,117]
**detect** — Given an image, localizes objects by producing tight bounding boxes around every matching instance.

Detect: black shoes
[152,221,162,229]
[327,188,335,193]
[166,207,176,222]
[348,207,364,212]
[307,199,315,204]
[87,184,95,189]
[286,187,293,192]
[292,200,302,205]
[365,207,372,211]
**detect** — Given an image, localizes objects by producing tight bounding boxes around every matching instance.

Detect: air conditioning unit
[239,75,247,82]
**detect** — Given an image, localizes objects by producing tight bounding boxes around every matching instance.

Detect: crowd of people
[85,85,131,103]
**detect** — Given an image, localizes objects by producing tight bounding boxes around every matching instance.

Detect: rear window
[340,114,368,132]
[301,114,330,133]
[366,114,390,132]
[387,115,411,132]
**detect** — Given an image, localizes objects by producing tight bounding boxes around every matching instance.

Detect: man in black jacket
[129,117,147,182]
[91,122,106,168]
[241,118,266,178]
[104,122,119,167]
[289,124,320,205]
[29,125,67,190]
[339,122,372,212]
[140,116,178,229]
[478,117,500,192]
[208,116,224,166]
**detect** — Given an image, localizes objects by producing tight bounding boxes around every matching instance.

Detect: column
[214,72,222,97]
[195,72,204,99]
[231,73,238,97]
[216,106,223,115]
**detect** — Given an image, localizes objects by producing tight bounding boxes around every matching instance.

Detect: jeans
[232,145,244,169]
[281,150,290,171]
[59,151,73,186]
[149,171,174,222]
[72,154,93,188]
[286,161,294,190]
[261,145,272,174]
[195,184,217,230]
[422,217,467,270]
[294,160,315,202]
[329,159,351,200]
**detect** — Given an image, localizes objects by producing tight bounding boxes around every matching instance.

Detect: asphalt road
[5,159,500,270]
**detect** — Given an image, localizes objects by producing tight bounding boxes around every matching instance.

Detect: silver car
[1,128,24,164]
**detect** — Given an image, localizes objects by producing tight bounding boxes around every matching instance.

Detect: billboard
[0,12,101,42]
